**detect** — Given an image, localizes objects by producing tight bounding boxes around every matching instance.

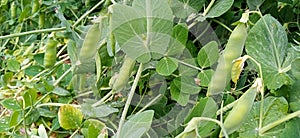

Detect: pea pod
[79,23,102,62]
[39,12,45,29]
[220,78,261,136]
[11,2,16,18]
[44,39,58,68]
[32,0,39,14]
[207,23,247,103]
[111,56,135,93]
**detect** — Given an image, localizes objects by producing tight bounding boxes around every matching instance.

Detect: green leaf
[238,96,288,137]
[206,0,234,18]
[1,98,21,111]
[9,110,21,127]
[197,41,219,68]
[23,89,37,108]
[81,103,118,118]
[280,118,300,138]
[245,14,293,90]
[24,65,44,77]
[291,58,300,80]
[247,0,266,10]
[165,24,188,57]
[197,69,214,87]
[111,0,173,63]
[81,119,107,138]
[58,104,83,130]
[156,57,178,76]
[119,110,154,138]
[52,87,71,96]
[184,97,218,137]
[6,59,20,72]
[173,76,201,94]
[0,117,10,133]
[170,0,205,18]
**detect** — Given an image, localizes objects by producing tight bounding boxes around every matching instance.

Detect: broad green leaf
[25,109,40,125]
[197,41,219,68]
[184,97,218,137]
[197,69,214,87]
[238,96,288,137]
[156,57,178,76]
[6,59,20,72]
[280,118,300,138]
[165,24,188,57]
[58,104,83,130]
[172,76,201,94]
[9,110,21,127]
[170,78,190,106]
[245,14,293,90]
[291,58,300,79]
[111,0,173,63]
[170,0,205,18]
[24,65,44,77]
[247,0,265,10]
[274,79,300,112]
[1,98,21,111]
[206,0,234,18]
[119,110,154,138]
[37,108,56,118]
[81,119,107,138]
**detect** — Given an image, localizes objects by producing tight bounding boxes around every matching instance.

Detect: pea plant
[0,0,300,137]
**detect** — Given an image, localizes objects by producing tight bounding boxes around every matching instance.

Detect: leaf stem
[259,110,300,135]
[0,27,66,40]
[116,63,144,138]
[202,0,216,16]
[212,19,232,32]
[137,94,163,114]
[175,59,203,72]
[72,0,106,27]
[92,90,114,107]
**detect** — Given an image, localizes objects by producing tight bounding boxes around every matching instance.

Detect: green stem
[137,94,163,114]
[72,0,106,27]
[116,63,144,138]
[0,27,66,40]
[259,110,300,135]
[92,90,114,107]
[53,66,73,86]
[212,19,232,32]
[202,0,216,16]
[247,55,264,130]
[175,59,203,72]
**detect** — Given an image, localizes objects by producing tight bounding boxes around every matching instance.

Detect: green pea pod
[32,0,39,14]
[220,78,261,136]
[112,56,135,93]
[44,39,58,68]
[207,23,247,103]
[11,2,16,18]
[39,12,45,29]
[79,23,102,62]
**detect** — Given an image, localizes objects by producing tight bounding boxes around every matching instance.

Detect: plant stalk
[116,63,144,138]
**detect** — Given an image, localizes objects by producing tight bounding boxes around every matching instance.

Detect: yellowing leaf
[231,56,248,84]
[58,104,83,130]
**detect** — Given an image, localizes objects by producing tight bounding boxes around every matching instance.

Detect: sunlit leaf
[58,104,83,130]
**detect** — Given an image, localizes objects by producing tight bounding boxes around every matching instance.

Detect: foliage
[0,0,300,137]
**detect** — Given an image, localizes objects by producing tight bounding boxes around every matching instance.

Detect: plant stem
[53,66,73,86]
[175,59,203,72]
[116,63,144,138]
[212,19,233,32]
[137,94,163,114]
[92,90,114,107]
[0,27,66,40]
[202,0,216,16]
[72,0,106,27]
[259,110,300,135]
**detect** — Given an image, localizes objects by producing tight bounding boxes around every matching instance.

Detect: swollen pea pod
[79,23,102,62]
[220,78,262,136]
[32,0,39,14]
[44,39,58,68]
[207,23,247,103]
[111,56,135,93]
[11,2,16,18]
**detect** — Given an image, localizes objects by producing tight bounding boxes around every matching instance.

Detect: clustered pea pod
[79,22,102,62]
[111,56,135,93]
[220,78,262,136]
[44,39,58,68]
[207,23,247,103]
